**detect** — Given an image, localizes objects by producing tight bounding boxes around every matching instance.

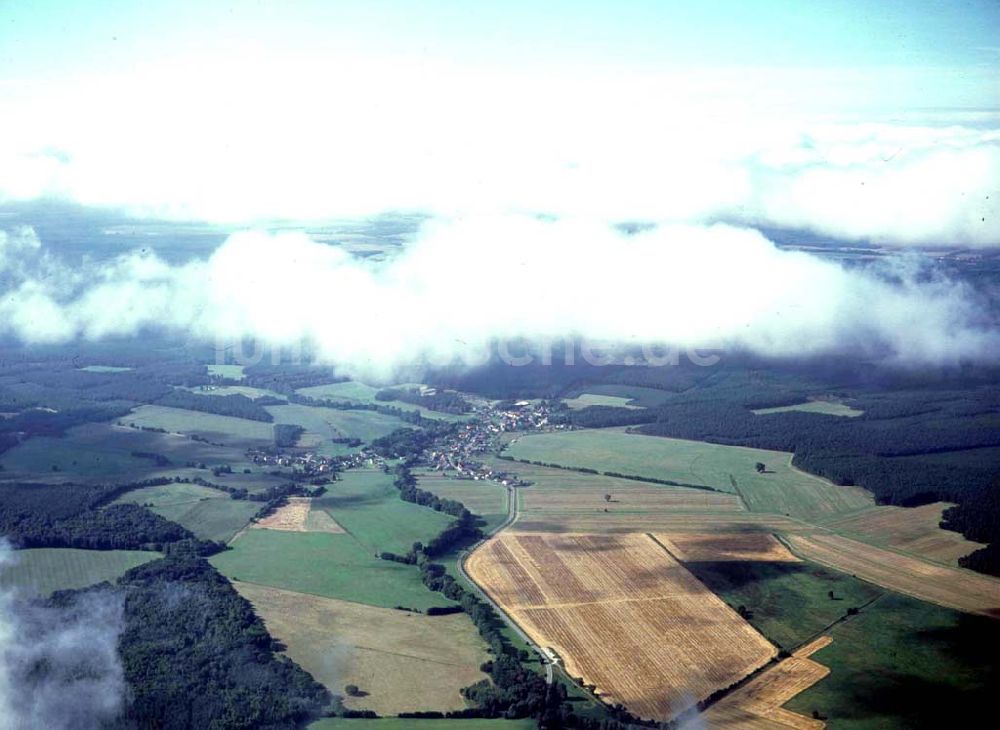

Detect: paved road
[457,485,554,684]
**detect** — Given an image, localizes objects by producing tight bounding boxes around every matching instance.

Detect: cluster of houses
[246,447,385,477]
[424,400,562,486]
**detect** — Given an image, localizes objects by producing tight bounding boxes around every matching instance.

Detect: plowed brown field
[466,532,777,720]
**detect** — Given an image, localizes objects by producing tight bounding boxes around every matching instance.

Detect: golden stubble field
[233,583,490,715]
[466,532,777,721]
[702,636,833,729]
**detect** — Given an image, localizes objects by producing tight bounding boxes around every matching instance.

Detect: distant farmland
[265,403,412,452]
[296,381,471,422]
[467,532,776,721]
[504,428,874,520]
[123,404,274,445]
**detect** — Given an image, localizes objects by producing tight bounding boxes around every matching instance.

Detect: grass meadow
[115,482,259,542]
[785,593,1000,729]
[0,548,159,596]
[504,428,874,520]
[265,404,412,453]
[296,381,471,422]
[211,469,456,610]
[752,400,864,418]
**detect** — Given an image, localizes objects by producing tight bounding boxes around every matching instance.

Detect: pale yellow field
[702,636,832,729]
[820,503,984,566]
[657,532,800,563]
[785,533,1000,618]
[466,532,776,721]
[253,497,345,533]
[234,583,490,715]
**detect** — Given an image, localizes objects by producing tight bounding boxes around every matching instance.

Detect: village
[245,397,564,487]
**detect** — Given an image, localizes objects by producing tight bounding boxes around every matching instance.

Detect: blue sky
[2,1,998,90]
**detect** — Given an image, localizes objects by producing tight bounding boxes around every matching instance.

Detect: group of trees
[375,387,471,414]
[0,478,223,554]
[155,390,279,421]
[78,555,330,728]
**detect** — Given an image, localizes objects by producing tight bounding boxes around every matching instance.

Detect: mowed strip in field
[234,583,490,716]
[785,533,1000,618]
[254,497,345,533]
[466,532,777,721]
[702,636,832,729]
[819,503,985,566]
[503,429,874,520]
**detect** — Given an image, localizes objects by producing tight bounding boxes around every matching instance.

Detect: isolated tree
[604,493,612,503]
[755,462,766,473]
[828,590,835,600]
[344,684,360,697]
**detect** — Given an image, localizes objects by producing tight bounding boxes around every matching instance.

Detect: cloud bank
[1,219,996,376]
[0,62,997,247]
[0,542,126,729]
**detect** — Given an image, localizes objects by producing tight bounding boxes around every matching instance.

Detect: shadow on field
[819,672,991,729]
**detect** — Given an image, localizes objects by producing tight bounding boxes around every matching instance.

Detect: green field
[310,720,536,729]
[313,469,455,554]
[296,382,470,422]
[786,593,1000,729]
[207,364,246,380]
[211,469,456,609]
[124,404,275,445]
[115,482,259,542]
[564,383,673,407]
[562,393,643,410]
[752,400,864,418]
[265,404,413,453]
[182,384,283,399]
[685,560,884,650]
[0,421,270,483]
[504,428,874,520]
[415,470,509,532]
[0,548,160,597]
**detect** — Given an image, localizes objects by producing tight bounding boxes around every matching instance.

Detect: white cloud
[1,219,996,376]
[0,60,997,247]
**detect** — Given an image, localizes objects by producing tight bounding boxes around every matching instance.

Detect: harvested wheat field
[466,532,776,721]
[820,503,985,565]
[233,582,490,715]
[254,497,344,533]
[785,533,1000,618]
[702,636,832,729]
[658,532,800,563]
